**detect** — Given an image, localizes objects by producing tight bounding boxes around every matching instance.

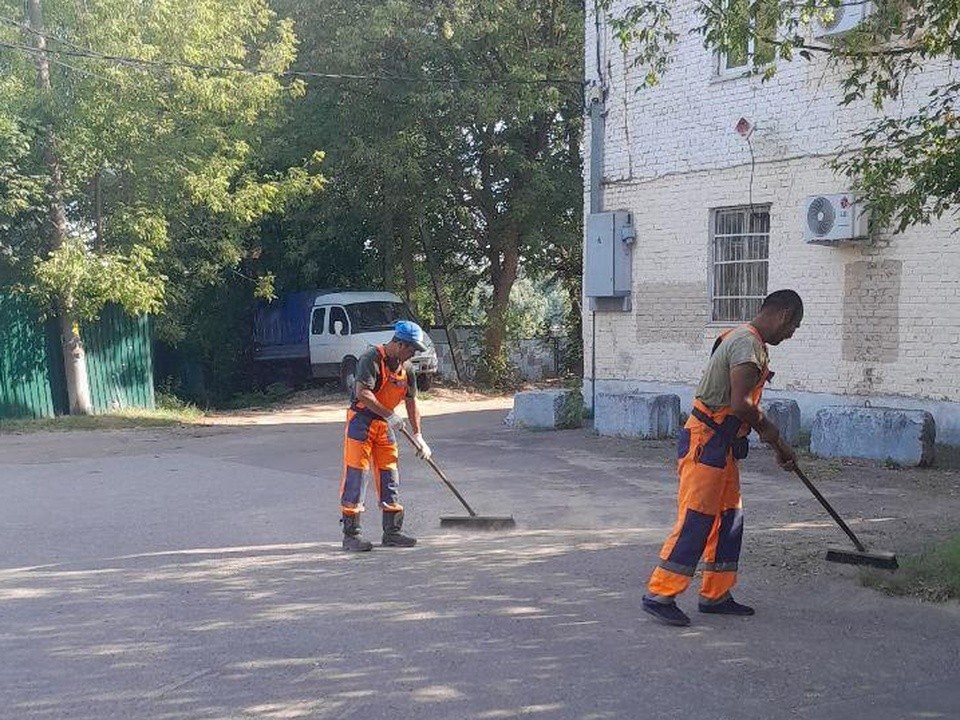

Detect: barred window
[710,206,770,322]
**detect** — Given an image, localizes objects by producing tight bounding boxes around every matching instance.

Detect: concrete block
[511,389,583,430]
[594,392,680,439]
[810,406,936,466]
[750,399,801,446]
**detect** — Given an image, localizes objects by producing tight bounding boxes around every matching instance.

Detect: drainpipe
[587,86,605,414]
[587,2,607,415]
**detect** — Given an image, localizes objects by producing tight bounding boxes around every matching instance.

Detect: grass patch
[218,382,295,410]
[0,405,204,434]
[934,443,960,470]
[861,534,960,602]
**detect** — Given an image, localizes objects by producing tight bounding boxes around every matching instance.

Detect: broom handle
[792,465,866,551]
[399,426,478,517]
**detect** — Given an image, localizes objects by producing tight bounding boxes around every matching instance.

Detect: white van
[253,290,439,390]
[310,291,438,389]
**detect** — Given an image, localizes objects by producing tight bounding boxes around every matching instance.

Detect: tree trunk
[59,310,94,414]
[483,225,520,367]
[27,0,93,414]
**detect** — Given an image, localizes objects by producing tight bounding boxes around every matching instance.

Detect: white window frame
[715,0,778,77]
[717,42,755,76]
[709,205,771,323]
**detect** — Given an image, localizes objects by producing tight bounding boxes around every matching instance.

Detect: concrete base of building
[586,378,960,448]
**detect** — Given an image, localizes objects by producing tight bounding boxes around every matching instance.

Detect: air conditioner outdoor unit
[803,193,869,243]
[812,1,871,38]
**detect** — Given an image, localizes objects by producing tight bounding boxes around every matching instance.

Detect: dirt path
[204,387,514,426]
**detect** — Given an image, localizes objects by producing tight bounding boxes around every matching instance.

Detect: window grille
[710,205,770,322]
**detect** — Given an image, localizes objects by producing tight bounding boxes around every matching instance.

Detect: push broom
[399,426,516,530]
[793,464,898,570]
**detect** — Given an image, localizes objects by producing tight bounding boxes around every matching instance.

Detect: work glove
[413,433,432,461]
[384,412,406,432]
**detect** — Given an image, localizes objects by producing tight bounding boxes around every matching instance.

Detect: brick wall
[584,1,960,410]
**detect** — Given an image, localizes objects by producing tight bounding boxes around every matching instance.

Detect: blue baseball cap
[392,320,427,351]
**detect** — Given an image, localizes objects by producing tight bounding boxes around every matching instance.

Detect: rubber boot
[341,514,373,552]
[382,510,417,547]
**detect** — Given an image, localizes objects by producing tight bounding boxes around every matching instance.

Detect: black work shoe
[342,534,373,552]
[699,596,755,616]
[642,595,691,627]
[381,510,416,547]
[381,532,417,547]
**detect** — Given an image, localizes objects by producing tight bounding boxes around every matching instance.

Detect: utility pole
[26,0,93,414]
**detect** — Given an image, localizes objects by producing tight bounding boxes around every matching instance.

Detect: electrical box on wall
[585,211,635,297]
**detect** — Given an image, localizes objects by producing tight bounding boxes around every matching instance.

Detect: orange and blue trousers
[647,410,749,604]
[339,408,403,516]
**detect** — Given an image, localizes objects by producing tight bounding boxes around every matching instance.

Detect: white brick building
[584,1,960,444]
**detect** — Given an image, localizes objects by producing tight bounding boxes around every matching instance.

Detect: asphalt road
[1,402,958,720]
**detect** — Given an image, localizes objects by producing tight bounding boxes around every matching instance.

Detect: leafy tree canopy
[265,0,584,385]
[0,0,325,326]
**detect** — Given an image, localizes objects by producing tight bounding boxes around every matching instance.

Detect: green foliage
[605,0,960,234]
[474,348,521,391]
[220,381,294,410]
[30,237,164,319]
[4,1,585,402]
[459,276,570,340]
[0,0,324,324]
[155,390,198,414]
[555,390,584,429]
[505,277,571,340]
[0,405,204,433]
[599,0,679,87]
[0,115,44,220]
[265,0,584,365]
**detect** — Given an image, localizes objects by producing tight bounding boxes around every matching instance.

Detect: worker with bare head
[642,289,803,626]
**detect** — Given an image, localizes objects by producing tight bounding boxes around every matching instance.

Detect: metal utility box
[585,211,634,297]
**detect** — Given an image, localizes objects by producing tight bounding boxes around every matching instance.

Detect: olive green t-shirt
[695,325,768,411]
[354,345,417,401]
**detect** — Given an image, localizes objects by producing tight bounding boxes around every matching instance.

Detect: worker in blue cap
[338,320,432,551]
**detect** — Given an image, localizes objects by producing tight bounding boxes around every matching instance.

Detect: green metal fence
[0,294,60,419]
[0,295,154,419]
[83,306,154,413]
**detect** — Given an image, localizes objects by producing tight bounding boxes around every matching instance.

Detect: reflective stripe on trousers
[339,408,403,515]
[646,415,744,602]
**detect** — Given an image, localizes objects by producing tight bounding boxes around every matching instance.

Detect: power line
[0,17,583,89]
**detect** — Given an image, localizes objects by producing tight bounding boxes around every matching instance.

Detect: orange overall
[647,325,770,604]
[339,346,409,516]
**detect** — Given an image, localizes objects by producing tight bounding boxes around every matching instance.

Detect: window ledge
[710,69,752,84]
[710,60,776,85]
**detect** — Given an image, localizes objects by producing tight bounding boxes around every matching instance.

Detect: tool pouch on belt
[731,436,750,460]
[689,407,749,467]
